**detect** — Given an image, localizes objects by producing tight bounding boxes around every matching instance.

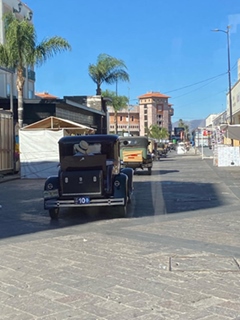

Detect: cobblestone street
[0,153,240,319]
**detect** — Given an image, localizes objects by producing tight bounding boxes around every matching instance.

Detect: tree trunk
[96,84,101,95]
[114,111,118,134]
[16,68,25,128]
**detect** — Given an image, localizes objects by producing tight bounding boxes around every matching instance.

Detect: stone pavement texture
[0,151,240,319]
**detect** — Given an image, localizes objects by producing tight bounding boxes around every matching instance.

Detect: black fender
[121,167,134,195]
[147,154,152,160]
[44,176,59,191]
[113,173,128,204]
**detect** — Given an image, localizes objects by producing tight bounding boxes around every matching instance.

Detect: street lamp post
[212,26,233,145]
[127,94,138,136]
[128,106,130,136]
[127,105,134,136]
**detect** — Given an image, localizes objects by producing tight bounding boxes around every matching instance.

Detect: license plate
[76,197,90,204]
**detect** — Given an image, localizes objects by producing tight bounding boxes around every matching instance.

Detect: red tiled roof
[138,91,170,99]
[35,92,58,99]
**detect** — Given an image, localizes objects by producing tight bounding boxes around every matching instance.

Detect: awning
[21,116,96,134]
[220,124,240,140]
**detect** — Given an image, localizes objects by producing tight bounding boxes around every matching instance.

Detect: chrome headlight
[46,183,53,190]
[112,161,120,175]
[114,180,120,187]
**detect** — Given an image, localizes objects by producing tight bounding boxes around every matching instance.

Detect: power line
[164,72,227,94]
[176,88,226,110]
[172,76,224,100]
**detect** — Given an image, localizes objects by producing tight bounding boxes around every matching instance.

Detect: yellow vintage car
[119,136,153,175]
[157,142,168,158]
[148,138,157,154]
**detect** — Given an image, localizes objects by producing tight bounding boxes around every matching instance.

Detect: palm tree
[102,90,128,134]
[88,54,129,95]
[0,13,71,128]
[148,124,169,141]
[178,118,189,141]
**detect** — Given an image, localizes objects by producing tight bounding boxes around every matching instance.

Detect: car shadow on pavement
[159,170,179,175]
[0,178,225,239]
[130,180,224,218]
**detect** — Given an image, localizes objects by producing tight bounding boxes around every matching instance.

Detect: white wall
[19,129,63,178]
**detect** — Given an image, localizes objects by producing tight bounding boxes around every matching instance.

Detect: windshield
[120,137,148,148]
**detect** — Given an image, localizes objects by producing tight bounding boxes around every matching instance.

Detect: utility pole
[128,88,130,136]
[212,26,233,146]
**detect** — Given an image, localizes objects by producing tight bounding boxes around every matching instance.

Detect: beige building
[228,59,240,125]
[108,105,139,135]
[108,91,174,136]
[138,91,174,136]
[0,0,35,99]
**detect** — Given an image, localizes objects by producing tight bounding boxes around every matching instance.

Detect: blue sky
[25,0,240,122]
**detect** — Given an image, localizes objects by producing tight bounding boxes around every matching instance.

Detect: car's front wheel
[49,208,59,220]
[114,204,127,218]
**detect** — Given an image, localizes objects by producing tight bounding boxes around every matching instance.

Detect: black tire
[113,205,127,218]
[148,167,152,175]
[49,208,59,220]
[120,205,127,217]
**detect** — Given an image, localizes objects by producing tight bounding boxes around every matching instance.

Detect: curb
[0,174,20,184]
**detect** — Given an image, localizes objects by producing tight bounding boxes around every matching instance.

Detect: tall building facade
[107,91,174,136]
[108,105,140,135]
[0,0,35,100]
[228,59,240,125]
[138,92,174,136]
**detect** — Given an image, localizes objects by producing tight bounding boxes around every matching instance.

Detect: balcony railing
[169,107,174,116]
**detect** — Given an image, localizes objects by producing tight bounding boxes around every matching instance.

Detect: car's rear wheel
[49,208,59,220]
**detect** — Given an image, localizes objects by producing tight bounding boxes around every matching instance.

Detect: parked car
[156,142,168,158]
[119,136,153,175]
[148,138,158,160]
[43,134,133,219]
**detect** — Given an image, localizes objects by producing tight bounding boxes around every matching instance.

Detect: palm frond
[88,63,104,85]
[88,53,130,93]
[105,69,129,84]
[4,15,36,66]
[34,36,71,66]
[0,45,10,67]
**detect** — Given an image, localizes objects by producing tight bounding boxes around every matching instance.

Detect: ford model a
[119,136,153,175]
[43,135,133,219]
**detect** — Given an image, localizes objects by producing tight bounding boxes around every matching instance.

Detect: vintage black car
[119,136,153,175]
[43,134,133,219]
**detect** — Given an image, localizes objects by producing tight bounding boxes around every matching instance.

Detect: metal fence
[0,110,14,173]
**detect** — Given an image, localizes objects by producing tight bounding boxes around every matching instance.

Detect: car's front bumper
[44,197,125,209]
[122,162,152,168]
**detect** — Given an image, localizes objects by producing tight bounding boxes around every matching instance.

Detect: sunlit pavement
[0,154,240,319]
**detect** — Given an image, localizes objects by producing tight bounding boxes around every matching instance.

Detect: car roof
[119,136,148,141]
[119,136,149,146]
[59,134,119,145]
